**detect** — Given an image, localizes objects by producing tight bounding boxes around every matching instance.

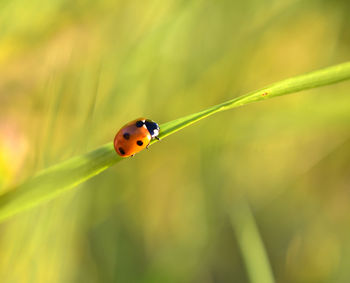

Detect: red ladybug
[114,118,160,157]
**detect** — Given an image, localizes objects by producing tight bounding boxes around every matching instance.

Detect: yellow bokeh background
[0,0,350,282]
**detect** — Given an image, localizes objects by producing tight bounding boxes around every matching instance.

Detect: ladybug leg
[130,154,135,157]
[155,136,160,140]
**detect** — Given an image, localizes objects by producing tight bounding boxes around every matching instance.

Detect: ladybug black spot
[136,140,143,146]
[123,133,130,140]
[118,147,125,155]
[136,121,144,128]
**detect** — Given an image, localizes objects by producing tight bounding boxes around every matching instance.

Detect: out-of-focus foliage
[0,0,349,282]
[1,62,349,225]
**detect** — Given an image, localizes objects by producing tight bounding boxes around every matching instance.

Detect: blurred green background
[1,0,350,282]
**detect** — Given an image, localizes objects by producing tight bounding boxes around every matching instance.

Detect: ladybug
[114,118,160,157]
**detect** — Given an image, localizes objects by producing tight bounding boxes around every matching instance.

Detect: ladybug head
[144,119,160,139]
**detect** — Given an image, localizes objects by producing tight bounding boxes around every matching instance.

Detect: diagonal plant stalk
[0,61,349,222]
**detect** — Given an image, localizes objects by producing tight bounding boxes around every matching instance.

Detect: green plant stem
[0,61,349,222]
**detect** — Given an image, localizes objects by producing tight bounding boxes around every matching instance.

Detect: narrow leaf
[1,61,350,222]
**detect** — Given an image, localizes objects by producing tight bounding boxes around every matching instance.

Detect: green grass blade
[230,199,275,283]
[0,144,121,221]
[0,61,350,222]
[157,61,350,139]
